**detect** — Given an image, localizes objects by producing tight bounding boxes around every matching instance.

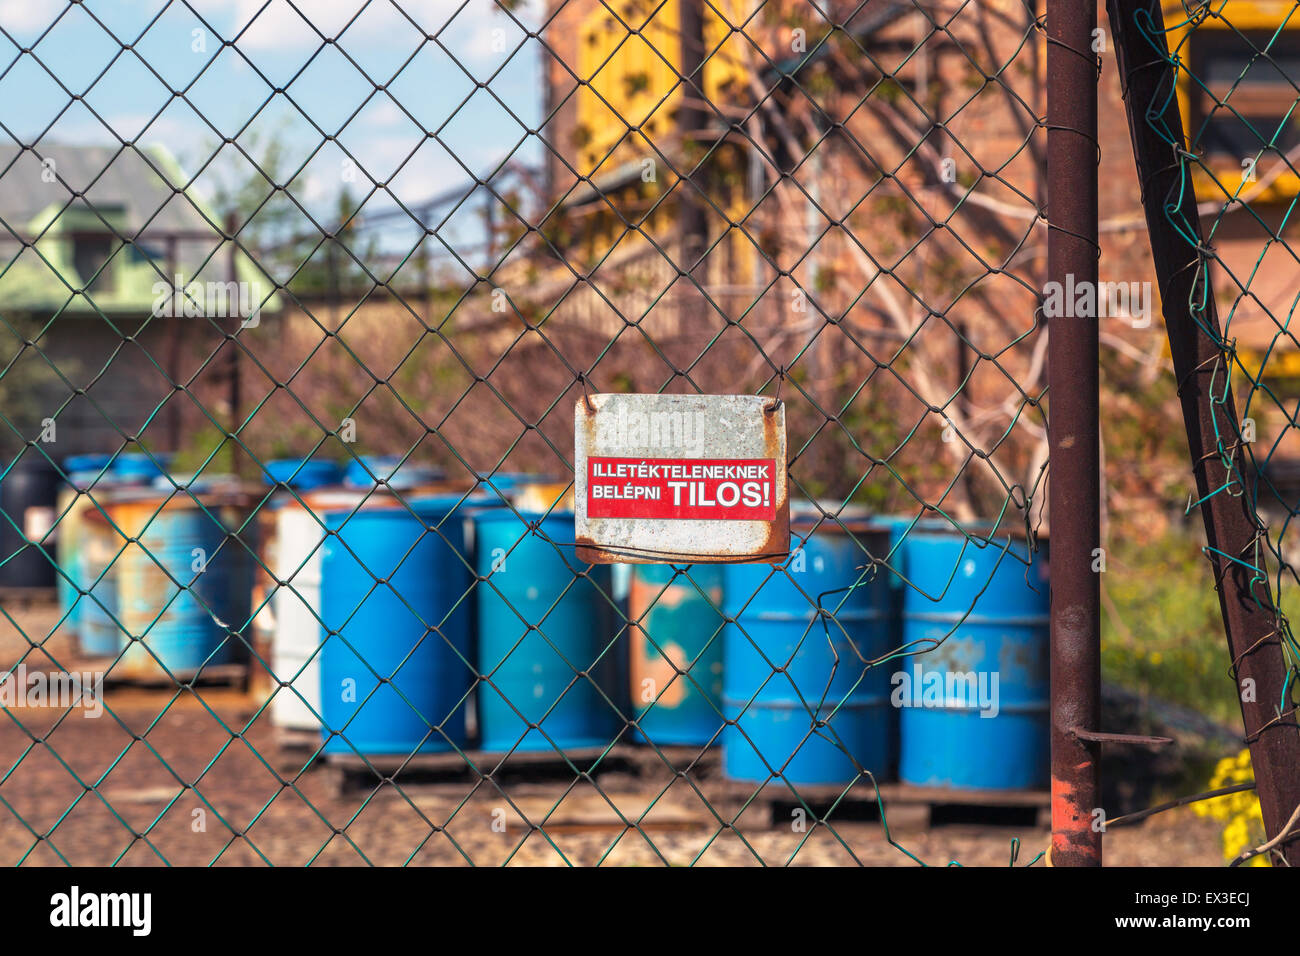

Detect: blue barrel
[263,458,343,491]
[111,452,171,483]
[150,473,236,493]
[722,521,895,785]
[0,455,59,590]
[899,531,1049,790]
[344,455,444,490]
[629,564,724,746]
[63,454,113,477]
[111,493,257,676]
[319,496,474,755]
[476,472,540,505]
[478,472,535,490]
[474,510,621,752]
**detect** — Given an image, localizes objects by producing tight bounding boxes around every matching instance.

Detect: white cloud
[185,0,544,52]
[361,98,406,128]
[0,0,55,34]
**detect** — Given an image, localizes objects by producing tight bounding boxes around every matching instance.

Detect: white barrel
[270,492,363,730]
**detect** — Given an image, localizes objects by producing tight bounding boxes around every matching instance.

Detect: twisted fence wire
[1085,0,1300,863]
[1132,2,1300,728]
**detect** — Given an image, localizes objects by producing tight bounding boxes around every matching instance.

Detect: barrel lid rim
[788,516,892,534]
[315,491,485,518]
[895,523,1045,545]
[80,487,259,524]
[473,507,575,522]
[103,489,259,508]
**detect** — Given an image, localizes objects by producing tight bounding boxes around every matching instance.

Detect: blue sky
[0,0,547,263]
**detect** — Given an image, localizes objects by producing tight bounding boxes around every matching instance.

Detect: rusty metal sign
[574,393,789,564]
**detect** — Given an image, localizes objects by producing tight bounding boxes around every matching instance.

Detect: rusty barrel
[109,490,257,677]
[75,495,131,658]
[899,530,1049,790]
[629,563,724,746]
[722,518,894,785]
[75,484,169,658]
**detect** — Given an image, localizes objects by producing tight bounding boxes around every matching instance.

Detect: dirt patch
[0,601,1228,866]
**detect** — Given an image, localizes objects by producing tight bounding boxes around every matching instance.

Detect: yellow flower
[1201,748,1267,865]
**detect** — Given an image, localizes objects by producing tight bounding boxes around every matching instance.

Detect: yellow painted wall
[575,0,748,176]
[566,1,756,283]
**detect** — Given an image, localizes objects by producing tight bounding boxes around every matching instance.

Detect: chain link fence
[1144,0,1300,690]
[1,0,1286,866]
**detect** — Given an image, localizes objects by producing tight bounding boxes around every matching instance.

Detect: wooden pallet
[0,586,57,610]
[319,744,643,796]
[709,778,1051,829]
[296,735,1048,828]
[621,743,722,780]
[268,725,327,774]
[88,661,250,691]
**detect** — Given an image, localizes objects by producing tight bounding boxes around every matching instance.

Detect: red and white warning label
[575,393,788,564]
[586,457,776,520]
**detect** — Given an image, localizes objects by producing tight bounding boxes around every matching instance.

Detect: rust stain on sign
[575,393,789,564]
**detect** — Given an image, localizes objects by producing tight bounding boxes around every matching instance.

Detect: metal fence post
[1046,0,1103,867]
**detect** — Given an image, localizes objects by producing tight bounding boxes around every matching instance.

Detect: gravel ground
[0,600,1228,867]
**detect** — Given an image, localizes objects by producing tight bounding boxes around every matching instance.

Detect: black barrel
[0,454,60,589]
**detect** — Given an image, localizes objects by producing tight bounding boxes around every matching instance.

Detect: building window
[1190,28,1300,159]
[72,233,115,294]
[1173,5,1300,202]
